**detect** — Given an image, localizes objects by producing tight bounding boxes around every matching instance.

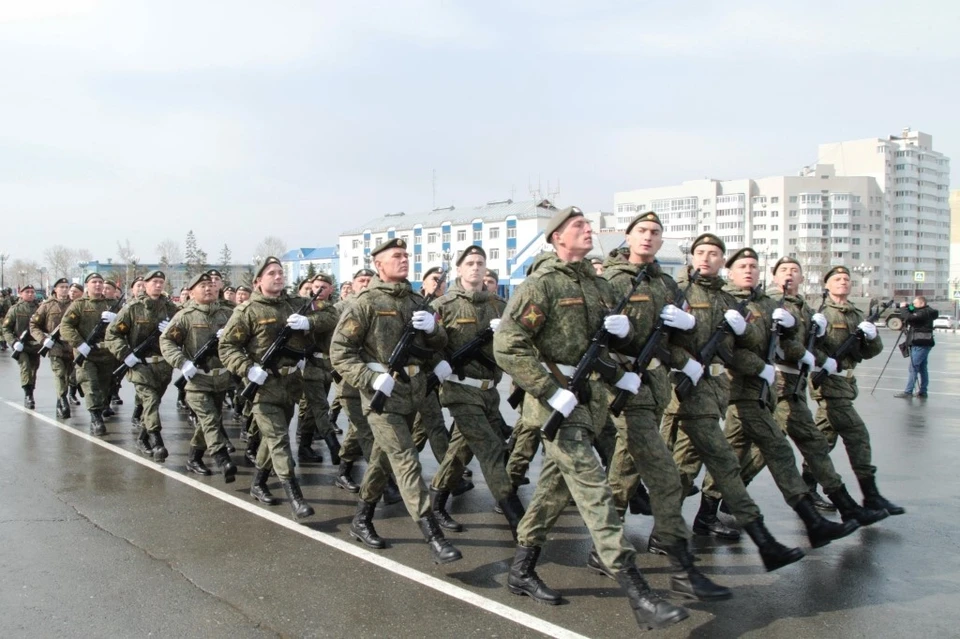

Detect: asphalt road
[1,329,958,638]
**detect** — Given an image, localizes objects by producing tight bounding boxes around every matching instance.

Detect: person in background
[894,296,938,399]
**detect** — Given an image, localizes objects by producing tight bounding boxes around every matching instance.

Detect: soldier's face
[826,274,851,297]
[728,258,759,288]
[20,288,36,302]
[692,246,724,276]
[298,283,312,297]
[312,280,333,300]
[145,278,165,297]
[353,276,371,292]
[458,254,486,288]
[236,290,250,303]
[422,272,445,296]
[626,221,663,262]
[104,285,119,299]
[554,217,593,255]
[340,283,353,298]
[86,279,104,298]
[193,281,216,304]
[180,289,190,301]
[132,282,146,297]
[375,249,409,282]
[483,274,498,292]
[774,264,803,293]
[224,290,236,302]
[259,263,286,296]
[209,274,223,292]
[70,287,83,300]
[54,283,69,300]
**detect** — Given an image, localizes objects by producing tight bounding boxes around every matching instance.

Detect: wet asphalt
[1,328,958,638]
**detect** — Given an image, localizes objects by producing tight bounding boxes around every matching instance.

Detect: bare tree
[117,239,138,264]
[10,258,42,290]
[44,245,75,279]
[156,238,183,266]
[255,236,288,261]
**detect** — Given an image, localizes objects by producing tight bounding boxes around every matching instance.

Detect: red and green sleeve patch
[518,302,545,330]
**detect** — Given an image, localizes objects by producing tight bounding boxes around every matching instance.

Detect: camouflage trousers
[702,401,807,508]
[49,356,74,397]
[254,399,297,480]
[76,358,113,412]
[297,378,335,441]
[505,410,541,487]
[608,404,689,545]
[431,388,511,501]
[339,394,375,463]
[359,409,430,521]
[187,390,229,455]
[133,383,168,434]
[671,414,762,526]
[413,392,451,464]
[812,397,876,480]
[17,353,40,389]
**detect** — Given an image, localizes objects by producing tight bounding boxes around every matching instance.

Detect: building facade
[279,247,340,285]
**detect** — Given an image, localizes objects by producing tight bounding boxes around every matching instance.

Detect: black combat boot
[212,449,237,484]
[692,495,741,540]
[349,500,385,549]
[102,405,115,418]
[129,403,143,432]
[250,467,281,505]
[323,432,341,465]
[244,431,261,466]
[149,432,168,462]
[56,394,70,418]
[111,391,123,405]
[803,470,837,511]
[418,514,463,564]
[743,517,805,572]
[335,460,360,493]
[23,385,35,409]
[587,547,616,579]
[858,476,906,516]
[665,541,732,601]
[430,487,463,532]
[628,482,653,516]
[176,389,188,410]
[297,431,323,463]
[646,533,671,556]
[89,410,106,436]
[328,406,342,434]
[508,545,561,605]
[616,564,689,630]
[281,477,315,520]
[68,385,81,405]
[451,476,475,497]
[827,485,888,526]
[383,477,403,505]
[794,495,859,548]
[136,427,153,455]
[497,491,526,541]
[185,447,213,476]
[218,422,235,453]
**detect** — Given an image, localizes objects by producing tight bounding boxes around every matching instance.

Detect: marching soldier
[223,286,237,304]
[219,257,316,520]
[3,284,41,407]
[30,278,74,417]
[235,285,251,305]
[493,207,688,630]
[810,265,905,516]
[129,276,146,299]
[0,288,12,351]
[330,238,463,564]
[101,280,125,414]
[59,273,117,435]
[160,272,238,482]
[65,283,85,406]
[106,270,179,461]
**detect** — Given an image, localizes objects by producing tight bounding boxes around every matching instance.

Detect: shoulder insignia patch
[519,302,545,329]
[340,318,362,339]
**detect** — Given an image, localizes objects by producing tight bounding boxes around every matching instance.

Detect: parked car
[933,315,955,330]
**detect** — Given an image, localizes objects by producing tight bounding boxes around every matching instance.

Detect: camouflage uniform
[59,295,116,418]
[29,296,74,403]
[3,298,41,390]
[505,388,540,486]
[296,299,341,461]
[412,392,450,462]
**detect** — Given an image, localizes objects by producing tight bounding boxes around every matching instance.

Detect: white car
[933,315,955,330]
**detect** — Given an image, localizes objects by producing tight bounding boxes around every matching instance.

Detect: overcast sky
[3,0,958,265]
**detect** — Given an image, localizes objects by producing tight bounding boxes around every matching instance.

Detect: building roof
[281,247,338,261]
[342,199,558,235]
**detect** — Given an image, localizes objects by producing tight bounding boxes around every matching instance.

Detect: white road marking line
[2,400,591,639]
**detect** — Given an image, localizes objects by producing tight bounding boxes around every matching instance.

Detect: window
[352,239,361,249]
[771,197,779,203]
[489,248,499,259]
[428,251,437,262]
[414,253,422,264]
[442,231,450,243]
[414,234,422,245]
[507,248,516,259]
[352,256,359,266]
[507,227,517,239]
[457,230,466,242]
[374,236,383,246]
[702,198,711,205]
[473,229,482,242]
[789,196,798,203]
[427,232,438,243]
[489,227,500,239]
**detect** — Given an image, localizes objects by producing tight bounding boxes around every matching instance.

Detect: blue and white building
[279,247,340,285]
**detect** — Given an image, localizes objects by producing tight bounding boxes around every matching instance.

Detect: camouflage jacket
[603,256,682,411]
[769,290,828,399]
[330,277,447,415]
[29,297,72,358]
[301,298,339,382]
[59,295,118,362]
[106,294,180,386]
[160,302,235,393]
[2,299,40,354]
[331,297,360,398]
[433,279,505,408]
[810,297,883,400]
[218,291,312,404]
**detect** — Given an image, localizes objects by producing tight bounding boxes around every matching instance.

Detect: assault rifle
[74,296,125,366]
[11,329,32,362]
[239,289,323,401]
[758,279,791,409]
[38,325,61,357]
[112,317,170,380]
[540,268,647,442]
[810,299,894,389]
[370,274,445,414]
[790,289,828,400]
[425,325,496,395]
[174,332,221,391]
[610,270,698,417]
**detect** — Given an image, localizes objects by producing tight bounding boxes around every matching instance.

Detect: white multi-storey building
[818,128,951,297]
[337,199,559,293]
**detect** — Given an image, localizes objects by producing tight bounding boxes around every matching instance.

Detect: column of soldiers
[3,210,907,633]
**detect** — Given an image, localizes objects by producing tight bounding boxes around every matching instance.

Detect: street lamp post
[853,263,872,299]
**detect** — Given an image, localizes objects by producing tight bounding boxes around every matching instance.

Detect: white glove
[811,313,827,337]
[547,388,578,417]
[822,357,838,375]
[799,350,816,369]
[216,328,224,339]
[614,371,642,395]
[758,364,776,386]
[43,338,56,350]
[287,313,310,331]
[296,358,306,372]
[488,318,501,333]
[372,372,395,397]
[858,321,877,341]
[124,353,141,368]
[681,359,704,386]
[77,343,92,357]
[13,341,24,352]
[772,308,796,329]
[181,360,198,380]
[412,310,436,333]
[101,311,117,323]
[660,304,696,331]
[724,310,746,336]
[246,364,268,385]
[433,360,453,382]
[603,314,630,338]
[158,320,170,333]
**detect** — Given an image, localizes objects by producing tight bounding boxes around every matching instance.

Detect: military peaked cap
[236,285,253,294]
[255,257,282,280]
[725,247,759,268]
[823,265,851,284]
[52,277,69,288]
[691,233,725,254]
[187,272,212,290]
[624,211,663,234]
[545,206,584,244]
[144,270,165,282]
[457,245,486,266]
[206,269,223,278]
[353,268,376,279]
[371,237,407,257]
[313,273,334,285]
[423,266,444,280]
[85,272,104,283]
[771,256,802,275]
